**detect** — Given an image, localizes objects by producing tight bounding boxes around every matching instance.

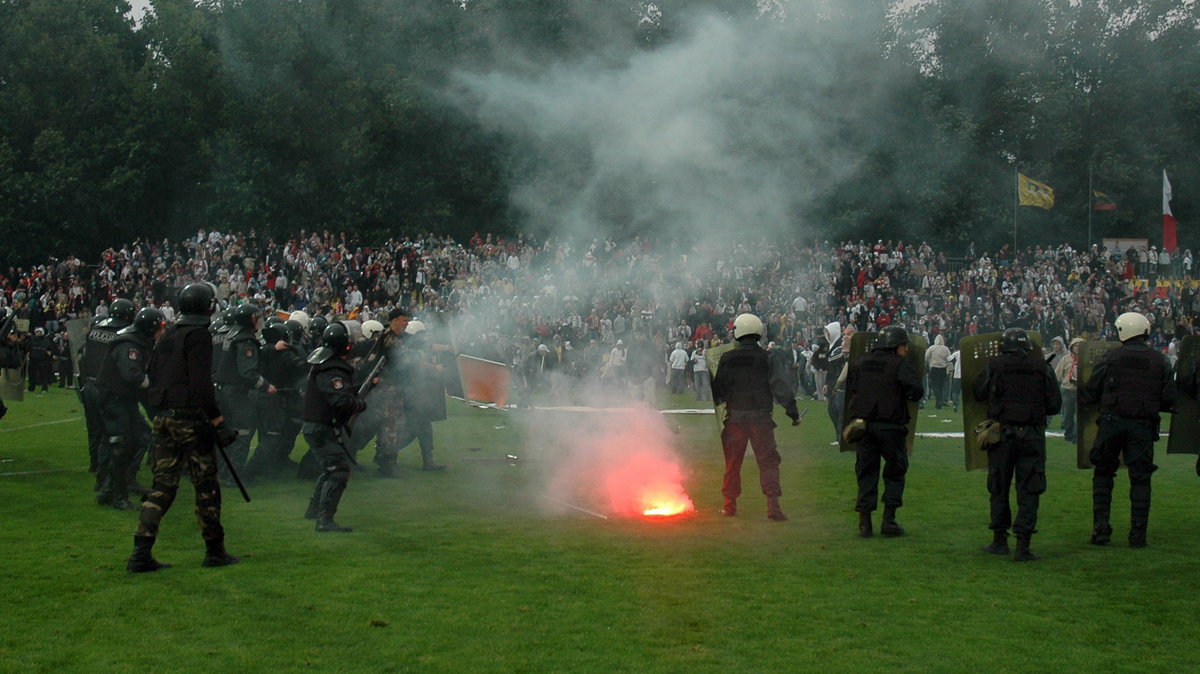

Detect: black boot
[721,497,737,517]
[1128,525,1147,548]
[880,506,904,537]
[1090,517,1112,545]
[421,445,446,472]
[1013,535,1040,562]
[377,460,401,479]
[982,530,1010,555]
[766,496,787,521]
[858,511,873,538]
[316,513,353,532]
[202,537,241,567]
[303,497,319,520]
[126,535,172,573]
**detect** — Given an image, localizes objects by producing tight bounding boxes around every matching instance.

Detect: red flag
[1163,170,1177,254]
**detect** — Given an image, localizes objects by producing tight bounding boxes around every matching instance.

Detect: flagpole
[1014,170,1019,252]
[1087,164,1093,249]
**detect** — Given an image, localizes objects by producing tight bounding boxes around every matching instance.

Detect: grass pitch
[1,388,1197,672]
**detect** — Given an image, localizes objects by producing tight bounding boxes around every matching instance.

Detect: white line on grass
[542,495,609,520]
[0,467,88,477]
[0,416,82,433]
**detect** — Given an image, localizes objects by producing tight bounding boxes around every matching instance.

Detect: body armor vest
[98,332,150,401]
[303,358,354,424]
[82,321,124,380]
[848,350,908,424]
[719,345,774,412]
[215,327,257,387]
[1100,346,1166,419]
[148,324,209,410]
[987,352,1049,425]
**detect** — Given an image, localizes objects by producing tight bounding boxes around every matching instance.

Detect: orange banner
[457,355,510,407]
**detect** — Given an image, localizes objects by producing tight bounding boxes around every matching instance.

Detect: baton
[334,425,360,466]
[214,440,252,503]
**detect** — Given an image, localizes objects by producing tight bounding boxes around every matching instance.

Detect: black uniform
[26,333,53,393]
[81,318,128,477]
[1080,338,1175,544]
[711,339,799,518]
[214,326,265,478]
[133,316,231,565]
[95,329,154,508]
[244,341,307,480]
[973,351,1061,540]
[845,347,923,516]
[302,355,365,529]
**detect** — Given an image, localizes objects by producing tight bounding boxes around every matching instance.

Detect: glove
[354,399,367,414]
[214,421,239,449]
[788,411,800,426]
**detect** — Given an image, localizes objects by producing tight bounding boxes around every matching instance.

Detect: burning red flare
[601,449,695,518]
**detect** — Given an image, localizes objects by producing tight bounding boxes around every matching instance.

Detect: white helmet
[733,313,764,340]
[361,319,385,339]
[1115,312,1150,342]
[288,310,311,330]
[405,320,426,335]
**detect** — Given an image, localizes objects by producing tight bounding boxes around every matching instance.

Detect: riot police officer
[214,303,270,482]
[80,298,135,482]
[243,316,306,481]
[973,328,1061,561]
[1080,312,1176,548]
[302,322,366,532]
[844,326,924,538]
[127,283,239,572]
[95,308,164,509]
[308,315,329,352]
[711,313,800,521]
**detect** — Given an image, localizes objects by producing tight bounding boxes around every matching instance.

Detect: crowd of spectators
[2,230,1198,396]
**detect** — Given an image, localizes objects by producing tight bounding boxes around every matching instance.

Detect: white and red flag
[1163,170,1177,253]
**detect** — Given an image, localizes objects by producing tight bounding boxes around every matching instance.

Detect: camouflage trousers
[135,412,224,543]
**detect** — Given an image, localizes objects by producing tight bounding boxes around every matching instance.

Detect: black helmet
[110,298,136,324]
[1000,327,1031,354]
[285,319,306,344]
[877,326,909,351]
[233,303,262,328]
[310,315,329,340]
[131,307,166,336]
[321,321,351,354]
[179,283,216,315]
[262,316,288,344]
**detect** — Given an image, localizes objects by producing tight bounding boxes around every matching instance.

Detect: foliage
[1,0,1198,264]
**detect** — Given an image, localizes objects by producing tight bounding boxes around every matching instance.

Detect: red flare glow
[601,449,695,518]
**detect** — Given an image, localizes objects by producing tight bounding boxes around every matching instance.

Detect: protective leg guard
[126,535,172,573]
[880,506,904,537]
[982,530,1010,555]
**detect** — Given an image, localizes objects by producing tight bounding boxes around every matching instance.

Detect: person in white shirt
[667,342,689,394]
[691,343,710,401]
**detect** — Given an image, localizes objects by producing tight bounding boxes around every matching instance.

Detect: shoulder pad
[307,347,335,365]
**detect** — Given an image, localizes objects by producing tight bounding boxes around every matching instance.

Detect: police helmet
[322,321,352,354]
[405,320,426,336]
[288,310,311,331]
[110,298,136,324]
[233,303,262,328]
[261,316,288,344]
[179,283,216,315]
[285,319,306,344]
[1000,327,1031,354]
[1115,312,1151,342]
[129,308,166,336]
[877,326,909,351]
[732,313,764,340]
[310,315,329,340]
[361,319,384,340]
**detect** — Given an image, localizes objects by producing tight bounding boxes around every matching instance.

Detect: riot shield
[1075,340,1121,469]
[1167,335,1200,456]
[65,318,90,382]
[959,331,1044,471]
[705,341,737,435]
[839,331,928,455]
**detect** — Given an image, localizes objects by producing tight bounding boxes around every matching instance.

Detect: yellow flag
[1018,173,1054,209]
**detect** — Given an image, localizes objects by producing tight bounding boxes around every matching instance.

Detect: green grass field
[2,387,1197,672]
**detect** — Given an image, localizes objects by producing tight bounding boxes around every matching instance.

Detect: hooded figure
[925,334,951,410]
